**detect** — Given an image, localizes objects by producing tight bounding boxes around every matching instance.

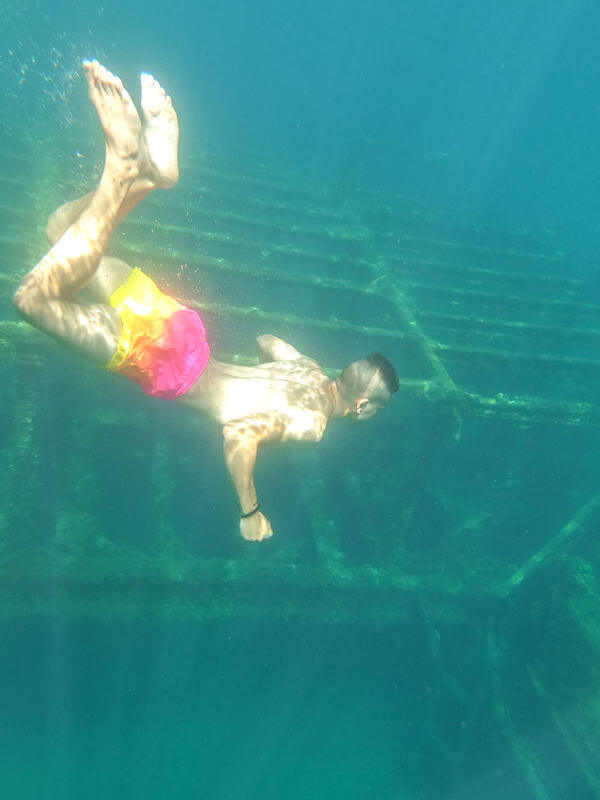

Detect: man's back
[181,351,334,441]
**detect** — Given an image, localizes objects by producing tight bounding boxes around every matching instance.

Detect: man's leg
[13,62,143,364]
[14,63,179,363]
[42,70,180,307]
[44,196,132,303]
[46,71,179,244]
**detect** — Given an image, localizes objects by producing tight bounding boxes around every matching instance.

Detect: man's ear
[356,398,369,414]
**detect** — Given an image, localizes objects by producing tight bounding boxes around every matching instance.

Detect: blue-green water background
[4,0,600,260]
[2,1,600,798]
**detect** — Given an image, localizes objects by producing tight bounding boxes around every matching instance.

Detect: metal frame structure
[2,146,600,796]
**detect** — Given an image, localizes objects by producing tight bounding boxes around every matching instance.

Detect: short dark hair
[365,353,399,395]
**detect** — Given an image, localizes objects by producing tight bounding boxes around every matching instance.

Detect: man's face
[352,371,391,420]
[354,396,387,421]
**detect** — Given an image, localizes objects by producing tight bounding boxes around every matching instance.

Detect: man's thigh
[80,256,133,303]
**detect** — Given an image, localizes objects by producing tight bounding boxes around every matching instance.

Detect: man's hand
[240,510,273,541]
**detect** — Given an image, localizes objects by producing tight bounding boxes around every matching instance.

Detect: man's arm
[257,334,303,363]
[222,407,328,541]
[222,412,287,541]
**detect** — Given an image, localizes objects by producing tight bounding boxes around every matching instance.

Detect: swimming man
[13,61,399,542]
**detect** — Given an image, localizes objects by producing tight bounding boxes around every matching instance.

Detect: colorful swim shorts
[106,268,210,399]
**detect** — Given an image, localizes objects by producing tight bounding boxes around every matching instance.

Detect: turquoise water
[3,2,600,798]
[1,620,421,798]
[3,0,600,256]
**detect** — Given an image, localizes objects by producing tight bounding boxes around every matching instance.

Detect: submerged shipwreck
[2,140,600,798]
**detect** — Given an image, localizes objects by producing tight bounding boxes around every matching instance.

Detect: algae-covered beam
[419,308,600,344]
[503,489,600,595]
[487,630,554,800]
[436,341,600,374]
[460,391,600,428]
[0,556,491,623]
[528,666,600,796]
[406,278,600,318]
[389,251,580,289]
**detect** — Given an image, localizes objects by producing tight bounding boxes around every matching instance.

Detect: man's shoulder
[276,356,330,388]
[295,354,324,370]
[265,353,323,375]
[283,407,329,442]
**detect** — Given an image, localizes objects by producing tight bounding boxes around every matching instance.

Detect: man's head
[334,352,399,420]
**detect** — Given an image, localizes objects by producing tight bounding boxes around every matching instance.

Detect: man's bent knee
[13,283,35,320]
[13,277,47,323]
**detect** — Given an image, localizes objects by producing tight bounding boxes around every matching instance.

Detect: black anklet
[240,504,260,519]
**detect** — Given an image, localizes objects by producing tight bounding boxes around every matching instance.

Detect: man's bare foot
[83,60,142,166]
[140,72,179,188]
